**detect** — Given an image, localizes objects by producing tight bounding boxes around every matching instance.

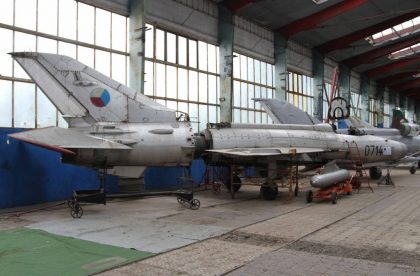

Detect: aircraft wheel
[260,186,278,200]
[410,166,416,175]
[331,192,338,204]
[306,190,313,203]
[369,167,382,180]
[224,175,242,193]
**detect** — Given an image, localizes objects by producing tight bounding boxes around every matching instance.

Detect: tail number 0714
[364,145,383,156]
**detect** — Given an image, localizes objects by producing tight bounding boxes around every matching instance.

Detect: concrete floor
[1,169,420,275]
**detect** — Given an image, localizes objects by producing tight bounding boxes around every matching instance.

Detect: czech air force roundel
[90,88,110,107]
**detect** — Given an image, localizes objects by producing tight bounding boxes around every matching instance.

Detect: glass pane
[178,68,188,100]
[199,104,207,131]
[167,33,176,63]
[241,110,247,123]
[189,40,197,68]
[144,60,154,96]
[209,105,216,124]
[111,13,126,52]
[233,81,240,107]
[37,89,57,127]
[155,63,165,97]
[208,75,217,104]
[216,47,220,74]
[240,55,247,81]
[155,29,165,61]
[267,64,273,86]
[58,42,76,58]
[0,28,13,77]
[178,36,187,66]
[166,100,177,111]
[0,0,13,25]
[249,111,255,124]
[59,0,77,39]
[37,37,57,53]
[261,62,267,85]
[233,108,240,123]
[112,53,126,84]
[145,24,154,58]
[248,85,254,109]
[95,9,111,48]
[77,3,94,44]
[254,60,261,84]
[255,112,261,124]
[188,70,198,102]
[208,44,216,73]
[166,65,177,99]
[14,82,35,128]
[178,101,188,114]
[241,83,248,108]
[14,33,36,79]
[38,0,58,35]
[77,46,94,68]
[0,80,12,127]
[189,102,198,129]
[233,53,240,79]
[198,41,207,71]
[58,113,69,128]
[255,86,261,109]
[199,73,207,103]
[15,0,36,30]
[247,57,254,82]
[95,50,111,77]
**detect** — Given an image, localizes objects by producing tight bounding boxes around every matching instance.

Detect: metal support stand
[378,168,395,186]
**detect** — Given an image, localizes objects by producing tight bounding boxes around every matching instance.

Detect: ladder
[346,141,373,192]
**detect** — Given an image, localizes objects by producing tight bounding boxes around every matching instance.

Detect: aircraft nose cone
[392,141,408,159]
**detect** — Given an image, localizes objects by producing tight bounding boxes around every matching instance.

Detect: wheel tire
[70,204,83,218]
[294,185,299,197]
[347,191,352,195]
[224,175,242,193]
[369,167,382,180]
[260,186,278,200]
[190,199,200,210]
[331,192,338,204]
[410,166,416,175]
[306,190,313,203]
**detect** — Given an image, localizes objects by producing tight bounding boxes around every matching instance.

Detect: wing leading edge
[9,127,131,155]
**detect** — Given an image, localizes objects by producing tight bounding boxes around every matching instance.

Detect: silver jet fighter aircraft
[336,111,420,177]
[9,52,195,169]
[9,53,408,201]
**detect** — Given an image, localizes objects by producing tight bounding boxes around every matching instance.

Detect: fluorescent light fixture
[313,0,329,4]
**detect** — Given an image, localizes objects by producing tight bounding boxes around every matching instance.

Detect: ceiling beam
[343,34,420,68]
[391,78,420,91]
[378,71,419,86]
[278,0,368,37]
[316,11,420,53]
[365,56,420,78]
[223,0,263,13]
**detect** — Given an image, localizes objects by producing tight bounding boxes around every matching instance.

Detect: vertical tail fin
[391,109,407,129]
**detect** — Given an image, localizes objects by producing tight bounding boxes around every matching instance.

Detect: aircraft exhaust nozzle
[310,169,351,188]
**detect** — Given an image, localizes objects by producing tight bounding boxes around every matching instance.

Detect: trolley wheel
[331,192,338,204]
[260,186,278,200]
[306,190,313,203]
[70,204,83,218]
[294,185,299,197]
[176,196,185,204]
[189,199,200,210]
[347,191,352,195]
[410,166,416,175]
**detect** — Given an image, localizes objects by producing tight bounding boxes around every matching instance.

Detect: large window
[144,25,219,133]
[286,72,314,116]
[0,0,128,128]
[350,90,361,117]
[232,53,274,124]
[369,98,378,126]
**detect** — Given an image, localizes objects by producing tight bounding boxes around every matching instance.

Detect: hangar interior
[1,0,419,205]
[1,0,420,275]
